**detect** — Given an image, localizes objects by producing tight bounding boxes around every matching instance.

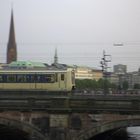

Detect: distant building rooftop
[51,63,68,69]
[8,61,47,69]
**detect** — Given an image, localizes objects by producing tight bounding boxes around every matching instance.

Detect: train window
[26,75,31,82]
[0,75,3,82]
[30,75,36,82]
[50,75,55,82]
[43,74,55,83]
[44,75,50,82]
[7,74,16,83]
[17,75,26,83]
[39,74,45,82]
[2,75,6,82]
[42,75,46,82]
[25,74,36,83]
[36,75,43,82]
[61,74,64,81]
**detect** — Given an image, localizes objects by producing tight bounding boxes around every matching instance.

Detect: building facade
[127,71,140,88]
[113,64,127,74]
[75,66,103,80]
[113,65,140,89]
[109,73,119,85]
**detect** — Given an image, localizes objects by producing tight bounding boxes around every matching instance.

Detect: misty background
[0,0,140,71]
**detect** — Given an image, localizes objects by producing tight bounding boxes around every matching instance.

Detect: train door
[59,73,66,91]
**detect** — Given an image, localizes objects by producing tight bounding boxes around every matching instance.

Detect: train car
[0,68,75,91]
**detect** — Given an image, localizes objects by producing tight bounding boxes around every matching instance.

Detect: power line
[0,41,140,46]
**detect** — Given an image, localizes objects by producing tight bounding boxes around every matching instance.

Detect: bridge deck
[0,90,139,114]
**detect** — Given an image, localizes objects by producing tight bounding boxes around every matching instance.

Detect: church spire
[54,48,58,64]
[7,9,17,64]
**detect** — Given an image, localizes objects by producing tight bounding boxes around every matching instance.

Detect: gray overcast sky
[0,0,140,71]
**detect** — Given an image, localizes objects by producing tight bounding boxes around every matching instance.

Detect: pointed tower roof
[8,9,16,46]
[54,48,58,64]
[7,9,17,64]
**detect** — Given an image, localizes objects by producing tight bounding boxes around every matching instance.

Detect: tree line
[75,79,140,90]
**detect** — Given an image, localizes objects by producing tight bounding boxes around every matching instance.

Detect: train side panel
[1,83,35,89]
[0,68,75,91]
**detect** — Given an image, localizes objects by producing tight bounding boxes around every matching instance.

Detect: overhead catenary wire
[1,41,140,46]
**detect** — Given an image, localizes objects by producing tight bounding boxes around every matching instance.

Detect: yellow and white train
[0,68,75,91]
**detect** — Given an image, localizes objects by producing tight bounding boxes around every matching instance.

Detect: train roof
[0,61,75,73]
[0,67,73,73]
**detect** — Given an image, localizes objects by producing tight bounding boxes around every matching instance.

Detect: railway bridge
[0,90,140,140]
